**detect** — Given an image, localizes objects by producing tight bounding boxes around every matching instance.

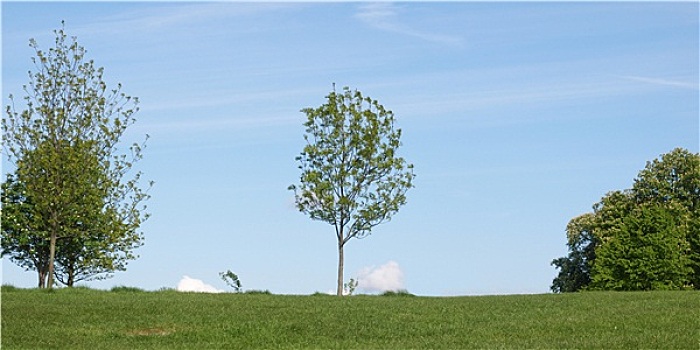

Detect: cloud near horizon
[356,261,405,293]
[177,275,224,293]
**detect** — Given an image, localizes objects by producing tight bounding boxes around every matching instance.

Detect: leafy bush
[381,290,415,297]
[244,289,272,295]
[111,286,145,293]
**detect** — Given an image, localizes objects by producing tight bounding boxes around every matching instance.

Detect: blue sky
[2,2,698,295]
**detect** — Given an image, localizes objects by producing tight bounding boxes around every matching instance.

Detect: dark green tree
[289,86,415,296]
[632,148,700,287]
[551,213,597,293]
[591,202,693,290]
[1,23,151,288]
[551,148,699,292]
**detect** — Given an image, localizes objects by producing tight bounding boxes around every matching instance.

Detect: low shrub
[111,286,145,293]
[380,290,415,297]
[244,289,272,295]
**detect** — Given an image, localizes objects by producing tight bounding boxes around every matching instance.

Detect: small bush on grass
[244,289,272,295]
[111,286,145,293]
[381,290,415,297]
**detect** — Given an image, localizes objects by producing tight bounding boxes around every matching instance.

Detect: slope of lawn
[1,286,698,349]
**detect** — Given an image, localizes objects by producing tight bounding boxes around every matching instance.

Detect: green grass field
[2,286,698,349]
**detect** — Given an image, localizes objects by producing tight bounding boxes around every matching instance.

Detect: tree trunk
[38,269,46,288]
[67,264,75,287]
[47,230,57,289]
[337,240,344,296]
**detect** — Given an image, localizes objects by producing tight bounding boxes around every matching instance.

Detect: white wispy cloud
[130,88,313,135]
[620,75,698,90]
[356,260,405,293]
[133,115,298,136]
[354,3,463,47]
[176,275,224,293]
[70,3,296,38]
[142,87,317,113]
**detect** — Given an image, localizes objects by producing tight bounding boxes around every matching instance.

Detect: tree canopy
[290,86,415,296]
[1,23,151,288]
[552,148,700,292]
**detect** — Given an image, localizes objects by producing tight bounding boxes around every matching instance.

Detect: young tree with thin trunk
[1,23,151,288]
[290,86,415,296]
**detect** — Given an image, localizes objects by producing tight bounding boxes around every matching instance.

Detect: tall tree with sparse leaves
[1,23,151,288]
[290,86,415,296]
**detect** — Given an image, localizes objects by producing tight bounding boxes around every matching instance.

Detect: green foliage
[632,148,700,287]
[243,289,272,295]
[2,288,698,349]
[552,148,700,292]
[0,175,50,287]
[111,286,146,293]
[1,23,151,288]
[343,278,358,295]
[219,270,242,293]
[633,148,700,211]
[290,85,415,296]
[591,203,693,290]
[551,213,596,293]
[380,289,415,297]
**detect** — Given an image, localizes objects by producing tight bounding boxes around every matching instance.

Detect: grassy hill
[1,286,698,349]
